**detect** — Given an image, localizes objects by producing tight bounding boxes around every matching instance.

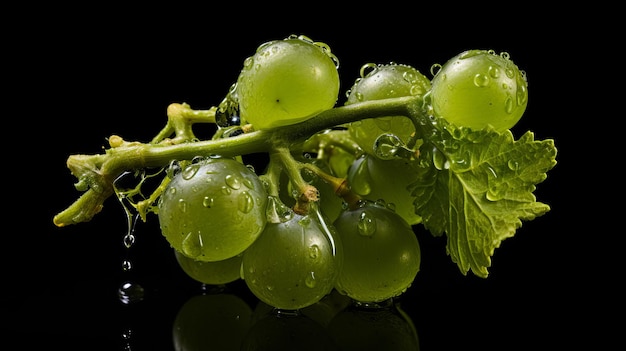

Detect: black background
[5,6,604,350]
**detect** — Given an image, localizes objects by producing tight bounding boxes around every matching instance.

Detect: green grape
[345,63,431,155]
[236,34,340,130]
[333,201,421,303]
[429,49,528,132]
[172,293,253,351]
[347,153,422,225]
[174,249,242,285]
[158,157,268,262]
[241,198,342,310]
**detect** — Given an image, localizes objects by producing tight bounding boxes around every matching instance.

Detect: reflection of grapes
[172,293,253,351]
[174,249,242,285]
[241,309,338,351]
[327,299,419,351]
[333,201,421,303]
[158,157,268,262]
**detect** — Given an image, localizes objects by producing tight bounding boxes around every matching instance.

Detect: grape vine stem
[53,95,425,227]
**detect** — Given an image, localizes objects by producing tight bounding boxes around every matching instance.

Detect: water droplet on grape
[357,211,376,236]
[309,244,320,259]
[474,73,490,87]
[488,65,500,78]
[181,163,200,180]
[238,191,254,213]
[221,186,232,195]
[202,196,214,208]
[182,232,203,258]
[305,272,317,288]
[225,174,241,189]
[177,198,187,212]
[505,95,514,114]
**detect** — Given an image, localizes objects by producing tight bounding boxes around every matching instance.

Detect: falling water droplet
[118,281,145,304]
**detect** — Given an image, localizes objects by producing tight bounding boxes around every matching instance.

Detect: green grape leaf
[409,123,558,278]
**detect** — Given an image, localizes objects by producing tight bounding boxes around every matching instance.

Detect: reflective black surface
[6,9,597,350]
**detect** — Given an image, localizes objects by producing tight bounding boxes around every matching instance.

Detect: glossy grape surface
[158,157,268,262]
[346,63,431,155]
[242,205,342,310]
[174,249,242,285]
[347,154,422,225]
[333,201,421,303]
[430,49,528,131]
[236,35,340,130]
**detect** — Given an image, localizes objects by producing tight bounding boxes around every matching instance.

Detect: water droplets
[182,231,204,258]
[357,210,376,237]
[305,271,317,288]
[118,281,145,305]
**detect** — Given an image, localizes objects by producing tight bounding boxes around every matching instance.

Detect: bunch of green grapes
[156,38,531,310]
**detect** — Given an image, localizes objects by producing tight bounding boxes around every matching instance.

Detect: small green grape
[429,49,528,131]
[346,63,431,155]
[333,201,421,303]
[236,34,340,130]
[158,157,268,262]
[242,199,342,310]
[174,249,242,285]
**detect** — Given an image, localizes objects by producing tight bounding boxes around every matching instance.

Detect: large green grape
[347,154,422,225]
[174,249,242,285]
[241,199,342,310]
[429,49,528,132]
[158,157,268,262]
[333,201,421,303]
[346,63,431,155]
[236,34,340,130]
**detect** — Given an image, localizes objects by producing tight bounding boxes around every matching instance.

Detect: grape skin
[241,207,341,310]
[236,35,340,130]
[429,49,528,131]
[333,201,421,303]
[174,249,243,285]
[158,157,268,262]
[346,63,431,156]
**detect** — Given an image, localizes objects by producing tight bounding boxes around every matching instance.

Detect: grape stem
[53,95,424,227]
